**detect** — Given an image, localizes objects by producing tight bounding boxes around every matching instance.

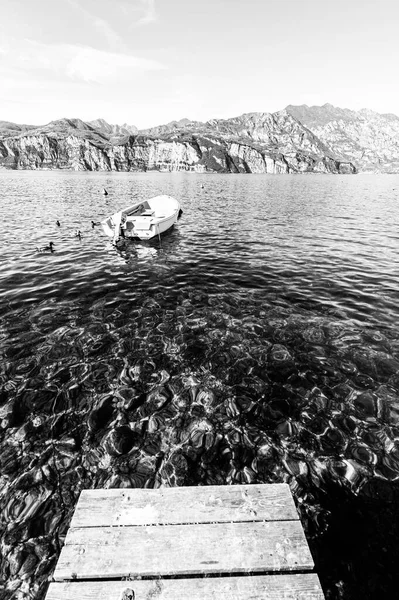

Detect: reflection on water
[1,171,399,599]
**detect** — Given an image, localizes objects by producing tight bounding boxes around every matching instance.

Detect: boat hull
[101,195,181,242]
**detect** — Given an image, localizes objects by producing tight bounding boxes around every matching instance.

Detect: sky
[0,0,398,128]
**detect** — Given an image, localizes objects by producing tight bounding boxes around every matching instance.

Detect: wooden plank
[54,520,313,581]
[69,484,298,528]
[46,574,325,600]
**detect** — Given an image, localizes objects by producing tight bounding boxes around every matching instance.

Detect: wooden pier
[45,483,325,599]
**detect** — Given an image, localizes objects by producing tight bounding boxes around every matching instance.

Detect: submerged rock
[87,395,115,432]
[105,426,141,456]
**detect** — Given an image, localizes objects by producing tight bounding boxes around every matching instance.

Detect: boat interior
[125,201,154,218]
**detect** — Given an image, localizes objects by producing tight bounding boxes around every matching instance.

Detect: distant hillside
[0,111,356,173]
[18,118,111,146]
[139,118,198,137]
[89,118,138,142]
[286,104,399,173]
[0,120,37,136]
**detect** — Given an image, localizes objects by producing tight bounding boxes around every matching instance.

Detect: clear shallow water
[1,171,399,599]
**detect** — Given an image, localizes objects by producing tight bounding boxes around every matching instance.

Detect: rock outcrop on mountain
[88,119,138,142]
[286,104,399,173]
[0,111,356,174]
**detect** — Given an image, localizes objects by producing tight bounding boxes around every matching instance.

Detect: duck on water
[37,242,55,253]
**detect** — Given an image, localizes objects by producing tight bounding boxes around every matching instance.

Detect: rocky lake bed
[1,171,399,599]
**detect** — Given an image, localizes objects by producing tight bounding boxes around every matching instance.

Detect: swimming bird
[91,220,101,228]
[37,241,55,252]
[102,188,108,196]
[75,230,82,239]
[56,220,60,226]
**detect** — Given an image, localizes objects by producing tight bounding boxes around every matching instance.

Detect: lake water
[1,171,399,599]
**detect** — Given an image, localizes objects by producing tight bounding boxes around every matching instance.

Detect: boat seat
[142,209,155,216]
[134,218,152,230]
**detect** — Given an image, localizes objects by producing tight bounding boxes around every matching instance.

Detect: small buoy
[102,188,108,196]
[56,220,60,226]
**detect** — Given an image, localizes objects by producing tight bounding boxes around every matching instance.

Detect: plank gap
[52,568,317,583]
[69,517,299,529]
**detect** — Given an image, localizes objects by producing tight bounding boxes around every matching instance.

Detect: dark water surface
[1,171,399,599]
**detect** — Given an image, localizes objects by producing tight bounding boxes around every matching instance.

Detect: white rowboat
[101,195,181,243]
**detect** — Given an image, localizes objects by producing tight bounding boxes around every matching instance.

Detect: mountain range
[0,104,398,174]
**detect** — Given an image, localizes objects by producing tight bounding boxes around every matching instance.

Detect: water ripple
[1,172,399,599]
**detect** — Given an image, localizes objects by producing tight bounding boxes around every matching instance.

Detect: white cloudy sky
[0,0,398,128]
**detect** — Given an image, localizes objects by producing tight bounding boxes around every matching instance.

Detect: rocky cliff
[286,104,399,173]
[0,111,356,174]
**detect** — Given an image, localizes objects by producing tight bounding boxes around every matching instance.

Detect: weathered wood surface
[46,574,325,600]
[54,520,313,580]
[46,484,325,599]
[69,484,298,528]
